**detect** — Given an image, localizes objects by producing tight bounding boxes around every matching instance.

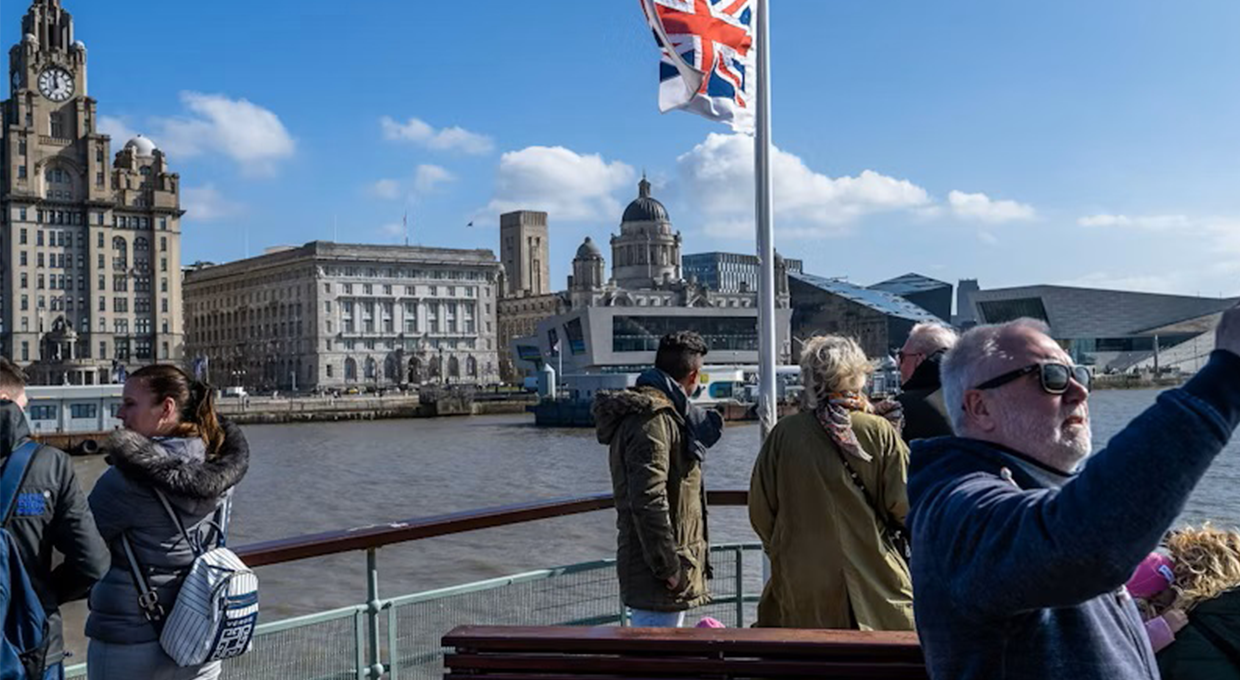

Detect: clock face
[37,67,74,102]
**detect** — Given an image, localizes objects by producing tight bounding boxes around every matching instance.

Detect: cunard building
[1,0,184,384]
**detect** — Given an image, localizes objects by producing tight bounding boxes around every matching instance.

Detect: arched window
[466,356,478,378]
[364,357,377,380]
[448,356,460,378]
[408,358,423,384]
[344,358,358,382]
[384,356,398,381]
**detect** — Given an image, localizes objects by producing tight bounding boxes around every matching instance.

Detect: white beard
[1002,403,1093,473]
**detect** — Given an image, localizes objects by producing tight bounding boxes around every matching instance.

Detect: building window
[159,237,167,252]
[19,229,26,245]
[161,298,168,313]
[17,166,26,179]
[49,112,64,138]
[20,343,28,362]
[326,364,334,378]
[19,274,27,289]
[70,404,98,419]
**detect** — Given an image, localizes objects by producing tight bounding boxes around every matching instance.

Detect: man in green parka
[593,331,723,627]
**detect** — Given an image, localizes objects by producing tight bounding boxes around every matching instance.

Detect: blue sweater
[908,351,1240,680]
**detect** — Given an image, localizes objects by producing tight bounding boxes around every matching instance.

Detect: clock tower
[2,0,185,384]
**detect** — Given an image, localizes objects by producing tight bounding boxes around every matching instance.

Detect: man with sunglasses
[907,310,1240,680]
[894,322,958,442]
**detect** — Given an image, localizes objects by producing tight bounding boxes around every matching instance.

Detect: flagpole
[754,0,777,439]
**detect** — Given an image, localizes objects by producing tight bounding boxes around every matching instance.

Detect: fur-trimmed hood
[102,419,249,501]
[593,386,680,445]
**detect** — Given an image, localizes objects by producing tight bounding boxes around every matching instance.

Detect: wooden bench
[442,625,928,679]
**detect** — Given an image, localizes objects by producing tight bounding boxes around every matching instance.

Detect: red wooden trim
[237,490,748,567]
[442,625,923,658]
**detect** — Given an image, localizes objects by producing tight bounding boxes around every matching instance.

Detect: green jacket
[749,410,914,630]
[1158,589,1240,680]
[594,386,710,612]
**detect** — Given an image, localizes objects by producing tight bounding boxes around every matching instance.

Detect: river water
[58,387,1240,661]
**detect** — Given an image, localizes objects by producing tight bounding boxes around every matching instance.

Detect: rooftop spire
[638,173,651,199]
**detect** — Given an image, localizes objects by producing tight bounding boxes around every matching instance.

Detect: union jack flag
[640,0,756,133]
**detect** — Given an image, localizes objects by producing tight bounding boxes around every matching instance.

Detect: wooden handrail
[236,489,750,567]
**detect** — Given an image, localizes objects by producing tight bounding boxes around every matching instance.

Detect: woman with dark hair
[85,365,249,680]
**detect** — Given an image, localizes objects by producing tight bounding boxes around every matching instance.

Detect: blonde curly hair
[1166,524,1240,612]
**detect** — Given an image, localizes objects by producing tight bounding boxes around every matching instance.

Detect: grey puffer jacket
[86,421,249,644]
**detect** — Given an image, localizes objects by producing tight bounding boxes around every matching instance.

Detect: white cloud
[182,184,243,221]
[483,146,635,221]
[153,92,295,175]
[97,115,138,144]
[677,133,932,237]
[379,222,406,239]
[369,179,402,200]
[948,190,1036,224]
[414,164,455,193]
[1077,214,1192,230]
[380,116,494,155]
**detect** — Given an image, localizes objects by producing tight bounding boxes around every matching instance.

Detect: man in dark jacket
[593,331,722,627]
[0,358,109,679]
[894,322,957,442]
[907,309,1240,680]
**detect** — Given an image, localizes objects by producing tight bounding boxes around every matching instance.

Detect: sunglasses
[973,362,1092,394]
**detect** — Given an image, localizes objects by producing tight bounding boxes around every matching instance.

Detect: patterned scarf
[814,391,905,462]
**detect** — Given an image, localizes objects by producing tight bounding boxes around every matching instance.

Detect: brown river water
[56,387,1240,662]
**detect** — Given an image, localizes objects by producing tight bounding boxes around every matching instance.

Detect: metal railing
[65,490,754,679]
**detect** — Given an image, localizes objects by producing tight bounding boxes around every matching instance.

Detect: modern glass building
[523,306,793,374]
[682,252,803,293]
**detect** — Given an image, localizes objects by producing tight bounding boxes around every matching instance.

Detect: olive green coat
[749,410,914,630]
[594,386,710,612]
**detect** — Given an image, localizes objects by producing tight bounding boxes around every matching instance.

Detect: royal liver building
[0,0,184,384]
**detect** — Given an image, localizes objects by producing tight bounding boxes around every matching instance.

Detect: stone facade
[184,242,501,392]
[1,0,184,384]
[507,179,793,377]
[609,177,682,290]
[497,292,567,381]
[499,211,549,297]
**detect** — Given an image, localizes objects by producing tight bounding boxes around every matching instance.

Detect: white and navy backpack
[122,490,258,666]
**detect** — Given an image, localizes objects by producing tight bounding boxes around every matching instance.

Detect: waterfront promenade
[214,390,536,424]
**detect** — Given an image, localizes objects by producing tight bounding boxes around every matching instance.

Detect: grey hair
[940,318,1053,434]
[800,335,872,409]
[905,322,959,355]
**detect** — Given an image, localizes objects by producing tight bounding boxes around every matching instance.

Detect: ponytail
[191,380,226,456]
[130,364,229,457]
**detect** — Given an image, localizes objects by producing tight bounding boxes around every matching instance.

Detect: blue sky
[7,0,1240,300]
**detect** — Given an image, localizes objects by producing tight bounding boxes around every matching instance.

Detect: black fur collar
[103,419,249,500]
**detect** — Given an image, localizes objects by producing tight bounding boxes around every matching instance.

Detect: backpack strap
[120,533,166,625]
[0,440,40,526]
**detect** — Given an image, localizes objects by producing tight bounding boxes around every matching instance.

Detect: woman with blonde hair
[748,334,913,630]
[1129,524,1240,679]
[86,365,249,679]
